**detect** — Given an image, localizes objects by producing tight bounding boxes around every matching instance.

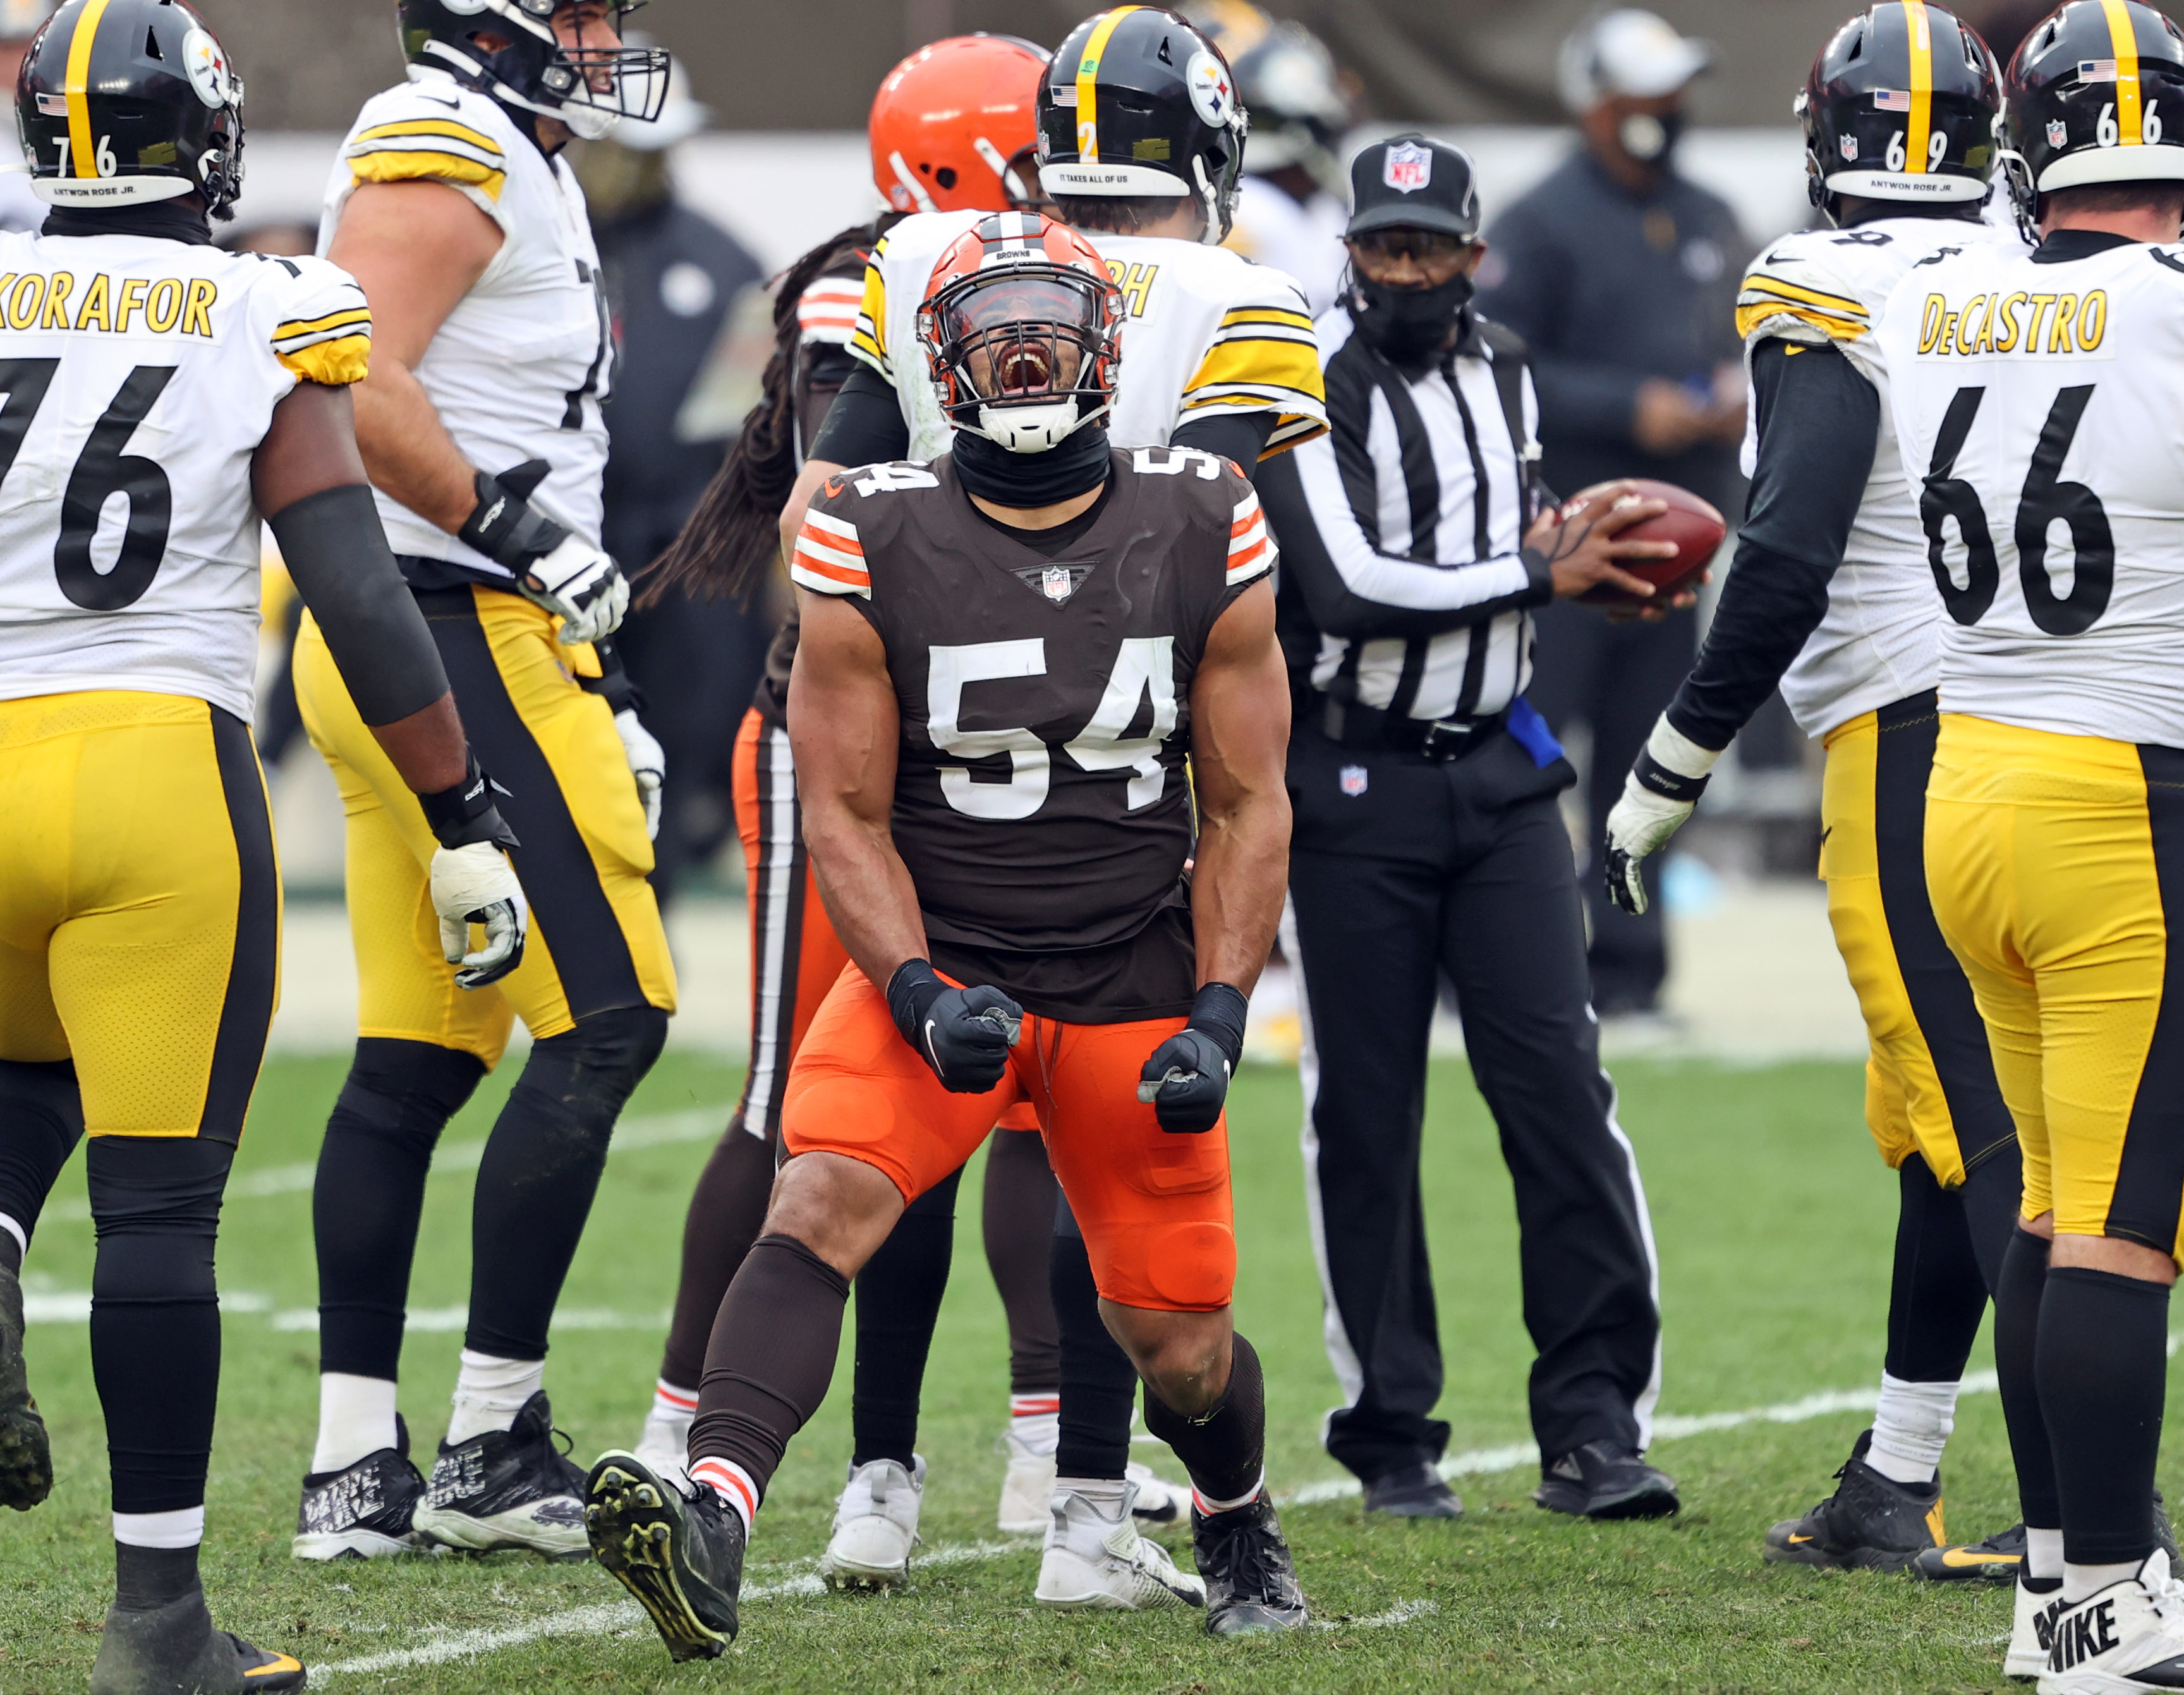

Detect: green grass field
[4,1049,2158,1692]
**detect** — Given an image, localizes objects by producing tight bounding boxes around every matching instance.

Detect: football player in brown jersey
[583,213,1305,1656]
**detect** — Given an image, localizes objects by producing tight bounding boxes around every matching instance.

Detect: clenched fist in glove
[459,459,628,644]
[418,753,529,989]
[1139,981,1250,1133]
[887,959,1022,1093]
[1603,715,1723,917]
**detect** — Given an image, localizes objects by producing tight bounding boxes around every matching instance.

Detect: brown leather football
[1567,479,1727,608]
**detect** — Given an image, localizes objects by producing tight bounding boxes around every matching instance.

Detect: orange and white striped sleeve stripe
[796,275,864,348]
[1227,488,1275,586]
[789,507,870,598]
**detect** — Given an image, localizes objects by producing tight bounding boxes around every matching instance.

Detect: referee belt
[1319,695,1505,763]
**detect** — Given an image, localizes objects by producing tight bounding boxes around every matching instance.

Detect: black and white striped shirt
[1263,308,1551,729]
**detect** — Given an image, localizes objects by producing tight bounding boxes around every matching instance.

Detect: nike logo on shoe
[1939,1546,2020,1568]
[2049,1597,2122,1672]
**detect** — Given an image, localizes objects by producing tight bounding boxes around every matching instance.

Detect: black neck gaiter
[42,202,212,246]
[952,424,1113,507]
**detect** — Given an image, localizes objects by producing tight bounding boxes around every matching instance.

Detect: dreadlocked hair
[637,214,899,608]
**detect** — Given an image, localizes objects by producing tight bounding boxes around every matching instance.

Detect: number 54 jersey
[789,446,1275,1022]
[0,231,371,722]
[1878,235,2184,746]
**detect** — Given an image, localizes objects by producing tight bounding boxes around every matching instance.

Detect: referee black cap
[1345,134,1481,242]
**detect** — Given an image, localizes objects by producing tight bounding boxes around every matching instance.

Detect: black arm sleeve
[1170,411,1278,471]
[806,362,911,467]
[1663,338,1881,752]
[269,483,450,728]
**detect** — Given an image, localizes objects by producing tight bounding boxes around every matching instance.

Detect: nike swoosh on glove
[430,841,529,988]
[886,959,1022,1093]
[1603,715,1721,917]
[614,708,665,841]
[1138,981,1250,1133]
[458,459,629,644]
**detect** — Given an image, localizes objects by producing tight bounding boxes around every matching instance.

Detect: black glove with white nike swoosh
[886,959,1022,1093]
[459,459,628,643]
[1139,982,1249,1133]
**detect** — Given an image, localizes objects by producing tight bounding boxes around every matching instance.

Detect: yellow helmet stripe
[64,0,114,181]
[2103,0,2144,147]
[1904,0,1934,174]
[1075,6,1141,164]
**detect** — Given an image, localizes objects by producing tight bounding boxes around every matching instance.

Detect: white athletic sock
[313,1373,399,1475]
[1867,1373,1958,1485]
[651,1379,698,1422]
[689,1457,758,1535]
[0,1212,26,1265]
[2066,1558,2140,1603]
[114,1507,204,1549]
[446,1351,543,1446]
[2029,1526,2065,1581]
[1192,1467,1266,1517]
[1010,1394,1060,1457]
[1057,1474,1128,1511]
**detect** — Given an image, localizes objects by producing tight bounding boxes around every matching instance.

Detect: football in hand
[1567,479,1726,608]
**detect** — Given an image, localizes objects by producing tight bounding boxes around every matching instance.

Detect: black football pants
[1284,722,1663,1483]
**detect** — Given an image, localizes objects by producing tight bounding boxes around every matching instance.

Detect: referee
[1256,135,1677,1521]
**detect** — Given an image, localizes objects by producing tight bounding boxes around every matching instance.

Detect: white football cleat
[998,1428,1055,1535]
[819,1456,925,1592]
[1125,1460,1187,1526]
[2038,1548,2184,1691]
[633,1402,692,1495]
[2009,1575,2068,1680]
[1034,1479,1206,1612]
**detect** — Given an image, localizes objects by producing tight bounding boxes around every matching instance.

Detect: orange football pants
[784,966,1234,1311]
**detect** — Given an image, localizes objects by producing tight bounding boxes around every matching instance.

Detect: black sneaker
[586,1450,744,1663]
[88,1589,305,1695]
[0,1254,52,1511]
[293,1415,428,1561]
[1912,1519,2025,1583]
[1192,1493,1308,1636]
[1764,1431,1943,1572]
[411,1390,588,1558]
[1534,1438,1680,1521]
[1362,1461,1464,1520]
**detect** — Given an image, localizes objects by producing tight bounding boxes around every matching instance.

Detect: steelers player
[1878,3,2184,1685]
[0,1,525,1687]
[585,213,1305,1660]
[288,0,678,1560]
[768,3,1326,1610]
[1601,3,2033,1576]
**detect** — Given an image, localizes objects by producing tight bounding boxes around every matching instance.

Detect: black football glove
[1139,982,1250,1133]
[887,959,1022,1093]
[459,459,628,643]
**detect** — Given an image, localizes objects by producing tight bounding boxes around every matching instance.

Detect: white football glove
[430,841,530,989]
[1603,716,1723,917]
[614,707,665,841]
[521,535,629,645]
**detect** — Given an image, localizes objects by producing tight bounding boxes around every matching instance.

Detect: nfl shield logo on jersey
[1340,765,1368,797]
[1042,566,1074,604]
[1384,142,1432,193]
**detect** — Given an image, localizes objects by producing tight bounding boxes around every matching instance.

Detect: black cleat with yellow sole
[585,1451,743,1663]
[1912,1491,2180,1583]
[88,1590,306,1695]
[1764,1430,1946,1572]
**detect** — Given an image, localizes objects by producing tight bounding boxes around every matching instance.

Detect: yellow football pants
[294,586,674,1069]
[1821,693,2017,1186]
[0,691,279,1139]
[1926,712,2184,1256]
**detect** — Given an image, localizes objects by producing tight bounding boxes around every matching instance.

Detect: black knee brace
[87,1137,234,1516]
[0,1059,85,1261]
[467,1005,669,1360]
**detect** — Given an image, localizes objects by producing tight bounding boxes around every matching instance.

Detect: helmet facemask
[413,0,670,138]
[922,264,1122,453]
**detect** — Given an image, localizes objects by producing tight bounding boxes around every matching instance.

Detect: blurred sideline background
[171,0,2096,1065]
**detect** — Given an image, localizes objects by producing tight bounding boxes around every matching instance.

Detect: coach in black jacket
[1255,135,1677,1521]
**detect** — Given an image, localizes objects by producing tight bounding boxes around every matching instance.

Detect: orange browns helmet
[917,212,1124,453]
[870,34,1048,216]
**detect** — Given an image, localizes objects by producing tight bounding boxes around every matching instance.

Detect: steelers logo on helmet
[918,212,1125,454]
[1186,49,1235,127]
[182,27,235,111]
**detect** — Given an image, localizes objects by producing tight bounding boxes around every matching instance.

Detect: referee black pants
[1284,721,1663,1483]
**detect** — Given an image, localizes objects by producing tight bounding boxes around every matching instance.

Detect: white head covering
[1558,9,1714,112]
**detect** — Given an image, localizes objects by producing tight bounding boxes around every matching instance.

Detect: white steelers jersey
[320,72,610,581]
[0,234,371,724]
[1735,214,2025,738]
[847,210,1326,461]
[1879,236,2184,748]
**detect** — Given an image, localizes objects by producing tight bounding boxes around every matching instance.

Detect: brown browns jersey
[790,446,1275,1021]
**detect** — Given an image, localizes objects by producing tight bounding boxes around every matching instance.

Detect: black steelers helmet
[2001,0,2184,219]
[1797,3,2001,220]
[1036,6,1249,244]
[397,0,670,142]
[16,0,243,217]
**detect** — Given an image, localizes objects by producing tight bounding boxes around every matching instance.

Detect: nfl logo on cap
[1383,142,1432,193]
